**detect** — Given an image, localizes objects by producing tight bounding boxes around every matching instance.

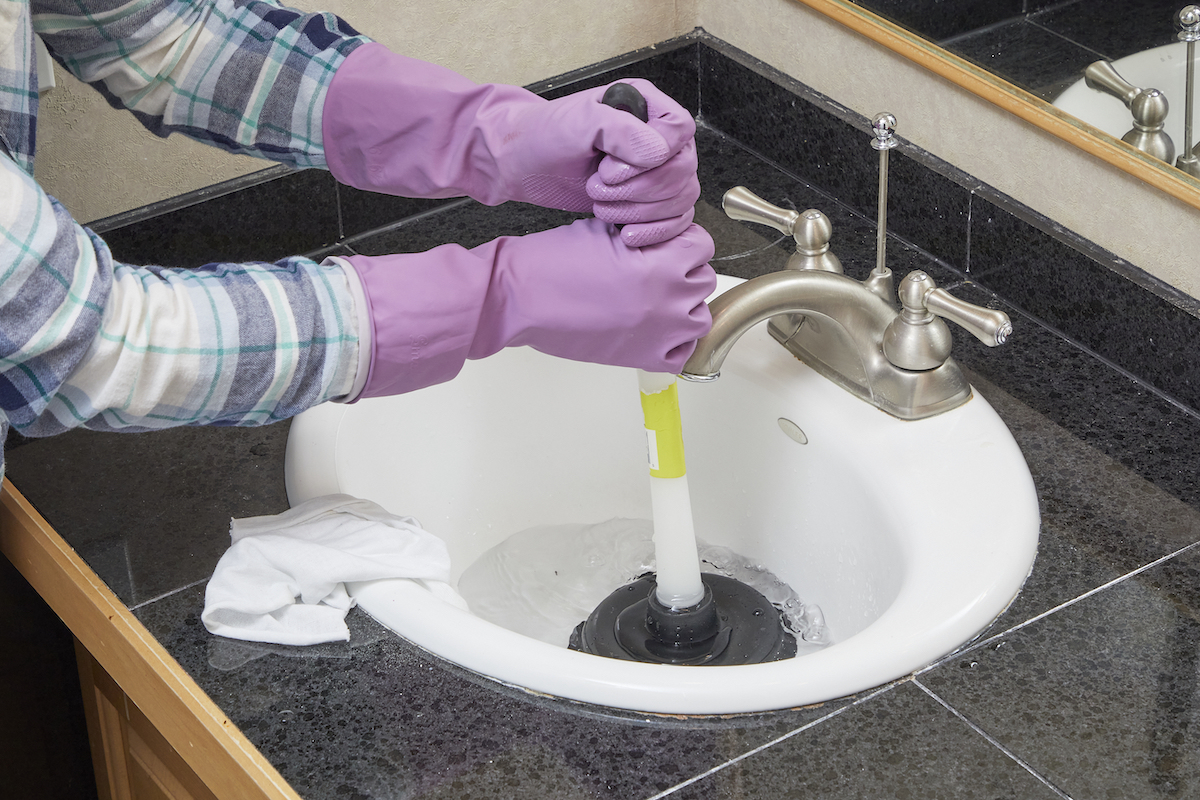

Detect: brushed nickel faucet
[681,114,1012,421]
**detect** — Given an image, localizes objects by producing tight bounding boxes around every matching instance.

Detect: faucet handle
[882,272,1012,371]
[723,186,800,234]
[923,285,1012,347]
[722,187,842,273]
[1085,60,1144,105]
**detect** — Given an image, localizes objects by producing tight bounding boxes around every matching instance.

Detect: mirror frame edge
[795,0,1200,212]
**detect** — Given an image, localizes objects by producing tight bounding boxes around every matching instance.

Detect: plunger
[569,370,795,666]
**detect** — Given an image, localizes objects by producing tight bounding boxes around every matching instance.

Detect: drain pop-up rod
[1177,5,1200,177]
[866,112,898,304]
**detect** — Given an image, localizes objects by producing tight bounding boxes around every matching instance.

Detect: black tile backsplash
[945,20,1104,101]
[969,192,1200,412]
[1034,0,1183,64]
[94,167,342,267]
[698,43,976,273]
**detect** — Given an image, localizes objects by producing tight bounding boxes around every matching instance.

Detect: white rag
[202,494,461,645]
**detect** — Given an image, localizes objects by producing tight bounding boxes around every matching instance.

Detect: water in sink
[456,517,831,651]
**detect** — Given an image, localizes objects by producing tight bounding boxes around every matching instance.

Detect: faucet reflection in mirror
[1077,6,1200,169]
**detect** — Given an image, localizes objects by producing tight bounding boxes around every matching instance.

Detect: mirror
[796,0,1200,210]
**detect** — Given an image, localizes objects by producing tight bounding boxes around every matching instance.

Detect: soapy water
[457,518,831,653]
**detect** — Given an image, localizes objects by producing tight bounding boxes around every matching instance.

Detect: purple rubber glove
[343,219,716,399]
[323,43,700,246]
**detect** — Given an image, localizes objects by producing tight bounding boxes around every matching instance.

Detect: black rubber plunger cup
[569,573,797,666]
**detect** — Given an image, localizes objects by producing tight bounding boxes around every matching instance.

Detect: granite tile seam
[335,197,476,255]
[910,679,1073,799]
[645,683,901,800]
[129,577,208,613]
[919,537,1200,674]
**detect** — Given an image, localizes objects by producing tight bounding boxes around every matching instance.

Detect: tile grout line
[129,577,209,612]
[911,679,1074,799]
[921,538,1200,673]
[646,683,901,800]
[333,180,345,242]
[964,191,974,274]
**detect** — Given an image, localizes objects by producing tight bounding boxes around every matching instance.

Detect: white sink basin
[285,275,1039,714]
[1055,41,1198,150]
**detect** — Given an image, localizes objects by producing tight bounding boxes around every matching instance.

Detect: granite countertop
[9,126,1200,798]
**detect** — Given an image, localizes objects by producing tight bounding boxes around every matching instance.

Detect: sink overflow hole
[777,417,808,445]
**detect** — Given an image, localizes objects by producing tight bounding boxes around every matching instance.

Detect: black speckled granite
[136,585,848,800]
[9,424,293,607]
[1035,0,1183,63]
[920,543,1200,798]
[699,44,975,273]
[96,168,341,268]
[671,682,1066,798]
[336,188,459,244]
[9,33,1200,800]
[968,190,1200,418]
[535,39,700,116]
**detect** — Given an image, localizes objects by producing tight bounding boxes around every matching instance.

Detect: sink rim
[285,275,1040,714]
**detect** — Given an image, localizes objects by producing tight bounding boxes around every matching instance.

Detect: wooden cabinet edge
[77,641,222,800]
[1,480,302,800]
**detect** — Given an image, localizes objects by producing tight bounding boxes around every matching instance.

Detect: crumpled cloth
[202,494,461,645]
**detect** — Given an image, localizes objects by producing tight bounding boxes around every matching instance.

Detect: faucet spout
[680,269,1001,421]
[681,270,889,380]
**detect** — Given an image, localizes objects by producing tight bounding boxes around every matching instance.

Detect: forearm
[1,155,361,444]
[32,0,370,166]
[49,258,362,434]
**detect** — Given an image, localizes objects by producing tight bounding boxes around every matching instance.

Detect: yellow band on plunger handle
[640,379,687,479]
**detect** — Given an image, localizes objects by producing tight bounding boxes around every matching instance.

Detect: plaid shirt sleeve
[32,0,370,166]
[0,0,372,475]
[1,154,362,476]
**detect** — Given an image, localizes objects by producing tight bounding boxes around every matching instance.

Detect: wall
[33,0,695,224]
